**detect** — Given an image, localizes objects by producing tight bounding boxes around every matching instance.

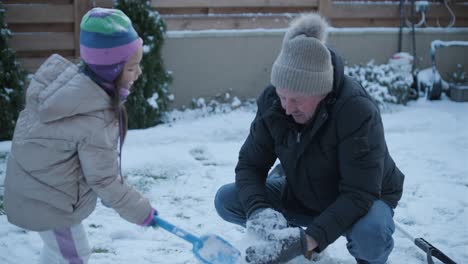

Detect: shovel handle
[415,238,457,264]
[396,222,457,264]
[153,216,201,246]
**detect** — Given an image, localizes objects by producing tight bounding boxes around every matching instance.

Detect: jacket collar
[295,49,345,157]
[329,47,345,100]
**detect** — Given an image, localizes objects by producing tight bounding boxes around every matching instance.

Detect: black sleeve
[306,96,387,251]
[235,90,278,218]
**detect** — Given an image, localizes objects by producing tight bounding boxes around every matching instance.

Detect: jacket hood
[27,54,112,123]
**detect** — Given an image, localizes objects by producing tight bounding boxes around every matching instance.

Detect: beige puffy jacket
[4,54,152,231]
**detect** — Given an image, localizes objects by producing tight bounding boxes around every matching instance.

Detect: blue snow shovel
[153,216,241,264]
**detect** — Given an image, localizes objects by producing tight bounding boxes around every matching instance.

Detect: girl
[4,8,156,263]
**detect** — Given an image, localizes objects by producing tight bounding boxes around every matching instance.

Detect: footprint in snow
[189,146,217,166]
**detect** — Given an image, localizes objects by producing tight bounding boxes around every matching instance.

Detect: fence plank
[6,0,73,4]
[158,7,313,15]
[326,4,400,18]
[4,4,74,23]
[152,0,318,8]
[10,32,75,52]
[9,23,73,32]
[20,56,79,73]
[163,14,298,30]
[74,0,93,57]
[326,2,468,19]
[92,0,113,8]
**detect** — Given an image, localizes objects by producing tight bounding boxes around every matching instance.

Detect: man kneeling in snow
[214,13,404,264]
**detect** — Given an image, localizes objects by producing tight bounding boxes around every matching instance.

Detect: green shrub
[0,3,27,140]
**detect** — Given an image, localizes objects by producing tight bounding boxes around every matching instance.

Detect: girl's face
[116,46,143,90]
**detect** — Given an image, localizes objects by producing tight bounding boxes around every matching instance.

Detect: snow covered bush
[0,3,27,140]
[449,64,466,85]
[345,61,413,107]
[162,93,255,123]
[114,0,173,128]
[191,92,244,114]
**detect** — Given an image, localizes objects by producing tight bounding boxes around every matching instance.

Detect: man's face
[276,87,326,124]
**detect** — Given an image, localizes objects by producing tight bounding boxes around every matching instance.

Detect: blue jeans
[214,178,395,264]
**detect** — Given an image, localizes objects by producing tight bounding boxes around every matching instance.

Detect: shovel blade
[193,234,241,264]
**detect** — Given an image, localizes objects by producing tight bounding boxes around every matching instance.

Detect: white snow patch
[147,92,159,109]
[0,98,467,263]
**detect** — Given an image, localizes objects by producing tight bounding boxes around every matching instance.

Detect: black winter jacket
[235,50,405,251]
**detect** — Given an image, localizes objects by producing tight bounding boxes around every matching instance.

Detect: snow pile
[197,235,240,263]
[345,56,414,107]
[163,93,256,123]
[246,208,288,240]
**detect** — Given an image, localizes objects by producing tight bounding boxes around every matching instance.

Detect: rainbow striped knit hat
[80,7,142,84]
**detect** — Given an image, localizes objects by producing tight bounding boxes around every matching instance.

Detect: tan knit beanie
[271,13,333,95]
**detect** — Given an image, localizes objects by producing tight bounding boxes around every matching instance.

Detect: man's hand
[245,227,309,264]
[246,208,288,240]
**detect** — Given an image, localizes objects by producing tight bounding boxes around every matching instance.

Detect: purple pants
[38,223,90,264]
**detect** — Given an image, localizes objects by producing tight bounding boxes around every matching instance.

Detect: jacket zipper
[296,132,301,143]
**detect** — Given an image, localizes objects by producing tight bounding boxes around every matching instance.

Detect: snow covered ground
[0,97,467,264]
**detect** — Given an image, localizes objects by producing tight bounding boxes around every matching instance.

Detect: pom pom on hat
[284,13,329,43]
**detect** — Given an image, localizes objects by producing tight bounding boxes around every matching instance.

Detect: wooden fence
[4,0,468,72]
[5,0,92,71]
